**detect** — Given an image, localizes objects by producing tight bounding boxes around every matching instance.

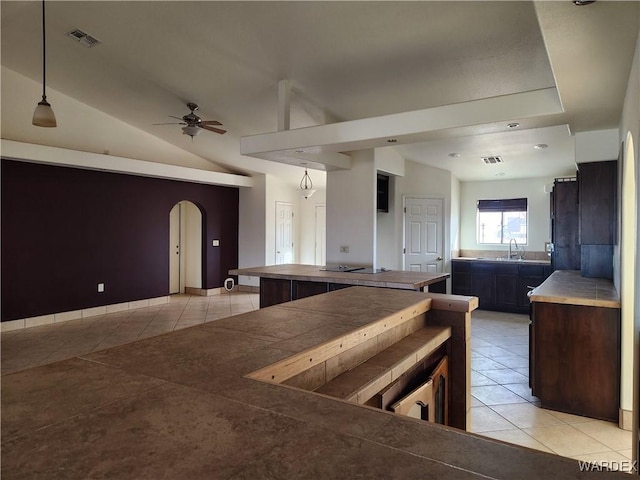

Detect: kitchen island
[2,286,625,479]
[529,270,621,422]
[230,263,449,307]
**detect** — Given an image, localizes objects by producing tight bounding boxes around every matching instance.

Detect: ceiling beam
[241,88,563,170]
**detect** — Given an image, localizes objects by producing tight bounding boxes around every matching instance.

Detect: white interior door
[169,203,181,294]
[169,201,202,294]
[404,197,444,273]
[315,204,326,266]
[275,202,294,264]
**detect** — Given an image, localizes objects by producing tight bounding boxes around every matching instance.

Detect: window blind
[477,198,527,212]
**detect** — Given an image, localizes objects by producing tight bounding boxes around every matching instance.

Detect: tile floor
[1,295,634,471]
[1,292,259,375]
[469,309,634,472]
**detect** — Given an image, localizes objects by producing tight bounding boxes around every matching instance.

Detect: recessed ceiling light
[448,152,461,158]
[534,144,548,150]
[495,172,506,177]
[573,0,596,5]
[295,150,305,154]
[507,122,520,128]
[387,139,397,143]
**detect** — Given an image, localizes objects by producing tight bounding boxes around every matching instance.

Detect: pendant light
[299,168,316,199]
[32,0,57,127]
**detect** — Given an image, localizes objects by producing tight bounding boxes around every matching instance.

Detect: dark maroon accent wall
[1,159,239,321]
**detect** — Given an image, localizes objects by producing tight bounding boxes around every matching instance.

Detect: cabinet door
[579,161,617,245]
[552,180,580,270]
[517,276,542,310]
[495,274,518,309]
[471,264,495,310]
[452,273,471,295]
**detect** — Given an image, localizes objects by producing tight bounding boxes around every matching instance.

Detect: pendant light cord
[41,0,47,100]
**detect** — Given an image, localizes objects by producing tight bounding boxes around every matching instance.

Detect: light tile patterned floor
[1,296,634,472]
[1,292,259,375]
[470,309,634,472]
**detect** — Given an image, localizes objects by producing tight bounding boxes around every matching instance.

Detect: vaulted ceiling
[1,1,638,185]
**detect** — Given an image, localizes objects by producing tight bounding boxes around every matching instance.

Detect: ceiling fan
[154,102,226,138]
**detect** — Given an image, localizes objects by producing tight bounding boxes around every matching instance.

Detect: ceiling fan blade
[201,120,223,126]
[201,125,227,135]
[169,115,185,121]
[153,122,186,125]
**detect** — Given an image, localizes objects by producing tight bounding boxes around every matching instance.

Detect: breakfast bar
[2,285,627,478]
[230,263,450,307]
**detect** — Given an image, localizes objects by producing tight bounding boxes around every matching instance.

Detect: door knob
[436,257,443,261]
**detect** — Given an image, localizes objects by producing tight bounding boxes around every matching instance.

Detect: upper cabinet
[578,160,617,279]
[578,161,617,245]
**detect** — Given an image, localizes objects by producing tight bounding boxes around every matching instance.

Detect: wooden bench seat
[314,326,451,404]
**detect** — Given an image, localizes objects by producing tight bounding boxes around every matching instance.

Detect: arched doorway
[169,201,203,294]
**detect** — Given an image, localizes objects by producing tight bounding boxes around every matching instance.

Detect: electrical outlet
[340,246,349,253]
[97,283,105,293]
[212,239,220,247]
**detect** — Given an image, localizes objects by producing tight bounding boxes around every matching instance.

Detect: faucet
[508,238,519,259]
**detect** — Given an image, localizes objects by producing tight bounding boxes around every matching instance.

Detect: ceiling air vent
[66,28,102,48]
[482,156,503,165]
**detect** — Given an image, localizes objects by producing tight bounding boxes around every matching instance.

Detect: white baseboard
[1,296,170,332]
[620,408,633,431]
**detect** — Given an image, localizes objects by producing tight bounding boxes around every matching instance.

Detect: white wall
[326,150,376,266]
[238,172,324,284]
[395,161,454,274]
[618,34,640,434]
[238,175,266,287]
[450,175,461,255]
[375,147,403,270]
[299,188,327,265]
[265,174,301,266]
[376,176,397,270]
[459,177,555,254]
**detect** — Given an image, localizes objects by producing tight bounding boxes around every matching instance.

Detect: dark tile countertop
[230,263,449,289]
[1,287,626,479]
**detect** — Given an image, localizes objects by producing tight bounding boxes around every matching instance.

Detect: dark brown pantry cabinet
[551,178,580,271]
[578,160,617,279]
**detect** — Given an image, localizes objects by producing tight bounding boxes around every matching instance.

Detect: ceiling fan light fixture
[182,125,201,137]
[32,0,56,128]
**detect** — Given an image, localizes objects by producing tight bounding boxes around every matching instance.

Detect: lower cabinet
[531,301,620,422]
[452,260,551,313]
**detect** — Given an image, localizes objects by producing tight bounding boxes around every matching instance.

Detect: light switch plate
[212,239,220,247]
[97,283,105,293]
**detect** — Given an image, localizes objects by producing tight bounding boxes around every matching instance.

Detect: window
[476,198,527,245]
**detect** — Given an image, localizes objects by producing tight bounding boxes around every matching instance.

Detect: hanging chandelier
[299,168,316,199]
[32,0,57,127]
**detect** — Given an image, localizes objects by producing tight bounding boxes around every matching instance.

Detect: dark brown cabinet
[452,260,551,313]
[551,179,580,271]
[531,300,620,422]
[578,161,617,279]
